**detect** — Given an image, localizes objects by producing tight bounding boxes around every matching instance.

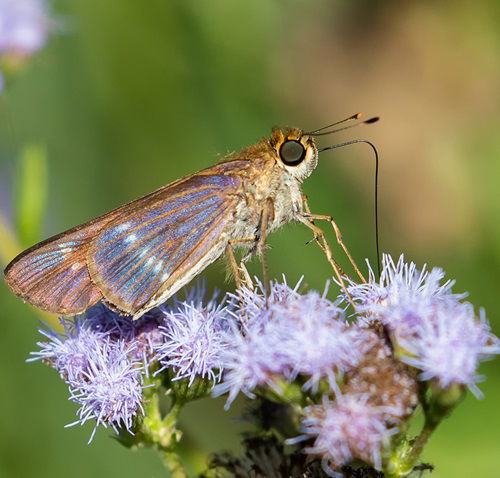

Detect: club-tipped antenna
[305,113,363,135]
[318,139,381,278]
[311,116,379,137]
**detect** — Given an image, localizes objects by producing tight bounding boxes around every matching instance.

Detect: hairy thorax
[227,158,304,245]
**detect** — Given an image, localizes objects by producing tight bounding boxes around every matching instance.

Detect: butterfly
[4,116,377,319]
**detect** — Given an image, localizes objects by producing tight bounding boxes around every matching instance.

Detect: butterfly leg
[302,212,366,283]
[255,197,274,295]
[297,214,356,309]
[225,198,274,295]
[301,195,366,283]
[226,239,255,290]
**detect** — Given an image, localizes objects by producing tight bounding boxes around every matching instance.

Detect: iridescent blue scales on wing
[88,173,241,315]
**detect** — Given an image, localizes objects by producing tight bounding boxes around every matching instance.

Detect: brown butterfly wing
[3,216,114,315]
[3,181,172,315]
[87,164,246,316]
[4,160,250,316]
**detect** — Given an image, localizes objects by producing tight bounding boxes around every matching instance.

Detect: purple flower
[344,254,500,393]
[299,394,398,473]
[83,304,165,370]
[212,320,287,406]
[214,280,370,405]
[270,290,370,391]
[156,290,235,385]
[0,0,50,56]
[128,315,164,369]
[31,313,147,440]
[346,254,464,321]
[402,305,499,394]
[29,316,111,381]
[66,340,145,442]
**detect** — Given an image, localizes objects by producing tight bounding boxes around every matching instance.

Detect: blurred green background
[1,0,499,477]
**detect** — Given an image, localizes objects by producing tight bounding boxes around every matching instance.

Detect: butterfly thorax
[223,149,306,246]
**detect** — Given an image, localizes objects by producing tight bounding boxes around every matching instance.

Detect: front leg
[296,215,355,307]
[302,212,366,283]
[301,194,366,283]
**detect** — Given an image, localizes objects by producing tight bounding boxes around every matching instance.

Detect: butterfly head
[269,127,318,182]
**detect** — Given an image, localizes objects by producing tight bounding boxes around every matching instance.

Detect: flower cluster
[346,255,499,394]
[30,285,235,440]
[30,255,499,476]
[214,280,375,404]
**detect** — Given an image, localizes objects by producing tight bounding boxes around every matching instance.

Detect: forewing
[4,216,117,315]
[87,170,243,315]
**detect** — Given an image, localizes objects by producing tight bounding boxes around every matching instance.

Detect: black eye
[279,140,306,166]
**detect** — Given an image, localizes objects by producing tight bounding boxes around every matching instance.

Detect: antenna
[305,113,363,135]
[311,116,379,137]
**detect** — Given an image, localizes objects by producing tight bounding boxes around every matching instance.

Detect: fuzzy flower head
[300,395,398,473]
[31,311,148,441]
[344,254,500,394]
[346,254,463,321]
[29,316,111,382]
[67,340,145,442]
[403,305,499,394]
[82,304,165,370]
[215,279,371,405]
[265,287,373,391]
[156,287,235,385]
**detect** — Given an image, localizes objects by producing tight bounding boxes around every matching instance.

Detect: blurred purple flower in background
[0,0,50,89]
[0,0,49,55]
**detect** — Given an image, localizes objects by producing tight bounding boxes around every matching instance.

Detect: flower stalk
[386,382,466,477]
[121,375,187,477]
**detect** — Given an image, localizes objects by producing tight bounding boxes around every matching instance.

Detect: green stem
[386,419,438,477]
[139,377,187,476]
[385,384,465,477]
[160,449,187,478]
[405,419,438,468]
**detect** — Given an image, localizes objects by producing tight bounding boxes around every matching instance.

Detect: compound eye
[279,140,306,166]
